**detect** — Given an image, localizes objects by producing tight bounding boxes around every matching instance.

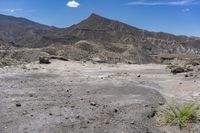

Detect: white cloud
[0,9,23,13]
[182,8,190,12]
[66,0,80,8]
[126,0,199,6]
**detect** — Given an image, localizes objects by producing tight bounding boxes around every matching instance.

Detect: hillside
[0,13,200,63]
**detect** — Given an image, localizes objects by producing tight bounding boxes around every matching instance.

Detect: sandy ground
[0,60,200,133]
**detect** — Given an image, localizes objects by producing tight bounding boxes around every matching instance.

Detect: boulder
[39,56,50,64]
[171,67,186,74]
[171,66,192,74]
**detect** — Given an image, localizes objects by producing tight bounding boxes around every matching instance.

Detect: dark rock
[147,110,157,118]
[75,115,80,119]
[114,109,118,113]
[104,120,109,124]
[90,102,97,106]
[189,73,194,77]
[171,66,192,74]
[16,103,21,107]
[50,56,68,61]
[49,113,53,116]
[39,56,50,64]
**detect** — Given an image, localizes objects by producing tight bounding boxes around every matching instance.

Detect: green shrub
[165,102,200,128]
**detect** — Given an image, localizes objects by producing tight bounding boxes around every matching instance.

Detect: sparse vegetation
[166,63,193,74]
[166,63,177,70]
[158,54,177,60]
[164,102,200,128]
[186,59,200,66]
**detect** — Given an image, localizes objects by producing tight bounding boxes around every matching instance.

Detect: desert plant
[165,102,200,128]
[166,64,176,70]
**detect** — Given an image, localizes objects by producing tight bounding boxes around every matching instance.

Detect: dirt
[0,60,200,133]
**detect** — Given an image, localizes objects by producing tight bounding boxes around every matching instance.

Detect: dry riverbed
[0,60,200,133]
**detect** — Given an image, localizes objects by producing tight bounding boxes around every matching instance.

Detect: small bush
[187,60,200,66]
[165,102,200,128]
[166,64,176,70]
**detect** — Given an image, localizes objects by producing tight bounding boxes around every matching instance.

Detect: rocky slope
[0,13,200,64]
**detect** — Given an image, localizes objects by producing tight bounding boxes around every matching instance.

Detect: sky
[0,0,200,37]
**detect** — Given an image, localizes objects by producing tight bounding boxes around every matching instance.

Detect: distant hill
[0,13,200,63]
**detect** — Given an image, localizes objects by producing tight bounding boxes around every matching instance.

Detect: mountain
[0,14,52,48]
[0,13,200,63]
[64,13,200,62]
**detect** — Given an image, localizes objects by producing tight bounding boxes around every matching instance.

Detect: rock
[147,110,157,118]
[189,73,194,77]
[90,102,97,106]
[137,75,141,78]
[16,103,21,107]
[114,109,118,113]
[39,56,50,64]
[75,115,80,119]
[50,56,68,61]
[171,66,192,74]
[104,120,110,124]
[49,113,53,116]
[130,121,135,125]
[22,111,28,115]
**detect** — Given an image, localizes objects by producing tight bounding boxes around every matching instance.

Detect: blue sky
[0,0,200,36]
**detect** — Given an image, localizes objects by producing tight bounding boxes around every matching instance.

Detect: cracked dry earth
[0,60,200,133]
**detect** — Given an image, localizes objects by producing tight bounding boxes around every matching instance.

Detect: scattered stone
[171,66,192,74]
[185,74,188,77]
[104,120,109,124]
[137,75,141,78]
[49,113,53,116]
[159,102,164,105]
[75,115,80,119]
[114,109,118,113]
[16,103,21,107]
[50,56,68,61]
[147,110,157,118]
[39,56,50,64]
[90,102,97,106]
[22,111,28,115]
[189,73,194,77]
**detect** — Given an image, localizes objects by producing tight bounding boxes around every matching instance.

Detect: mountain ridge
[0,13,200,63]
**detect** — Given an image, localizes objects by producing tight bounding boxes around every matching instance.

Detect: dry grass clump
[164,102,200,128]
